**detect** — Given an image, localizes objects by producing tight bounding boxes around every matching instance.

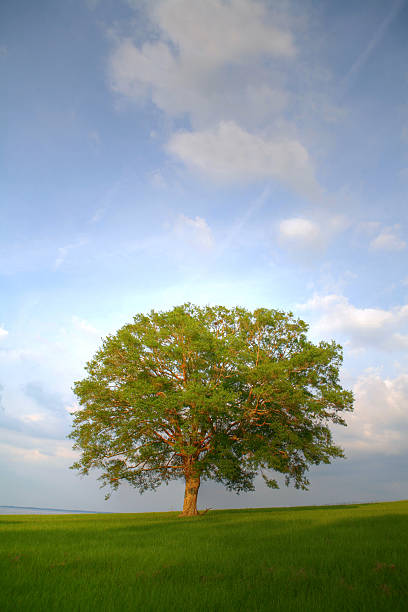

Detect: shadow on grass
[1,504,408,611]
[213,503,362,514]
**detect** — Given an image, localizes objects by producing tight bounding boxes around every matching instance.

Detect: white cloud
[168,121,319,196]
[276,213,350,262]
[154,0,295,63]
[370,227,406,251]
[109,0,296,126]
[108,1,327,197]
[279,218,322,249]
[299,293,408,351]
[0,326,8,339]
[174,214,215,250]
[357,222,406,251]
[72,316,100,336]
[341,372,408,455]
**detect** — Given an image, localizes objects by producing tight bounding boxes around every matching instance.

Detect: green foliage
[69,303,353,498]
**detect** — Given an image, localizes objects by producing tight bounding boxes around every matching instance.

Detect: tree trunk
[180,473,200,516]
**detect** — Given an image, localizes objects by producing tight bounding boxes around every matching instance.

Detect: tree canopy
[69,304,353,515]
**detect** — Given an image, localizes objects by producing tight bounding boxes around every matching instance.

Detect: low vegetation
[1,500,407,611]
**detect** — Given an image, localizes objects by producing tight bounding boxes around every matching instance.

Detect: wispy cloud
[88,130,101,146]
[89,165,134,224]
[217,187,270,258]
[174,214,215,250]
[339,0,406,95]
[356,222,406,252]
[72,316,100,336]
[54,239,87,269]
[149,169,167,189]
[370,227,406,251]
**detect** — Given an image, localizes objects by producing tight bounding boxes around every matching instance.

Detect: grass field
[1,500,407,611]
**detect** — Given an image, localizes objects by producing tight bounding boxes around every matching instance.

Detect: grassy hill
[1,500,407,611]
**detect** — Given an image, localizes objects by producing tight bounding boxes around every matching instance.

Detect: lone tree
[69,304,353,516]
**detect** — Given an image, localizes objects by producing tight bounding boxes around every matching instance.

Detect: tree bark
[180,473,200,516]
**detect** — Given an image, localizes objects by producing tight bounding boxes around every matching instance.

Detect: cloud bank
[342,371,408,455]
[299,294,408,351]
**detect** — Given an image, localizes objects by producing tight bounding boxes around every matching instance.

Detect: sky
[1,0,408,513]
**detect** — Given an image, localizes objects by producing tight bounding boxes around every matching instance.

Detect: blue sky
[1,0,408,512]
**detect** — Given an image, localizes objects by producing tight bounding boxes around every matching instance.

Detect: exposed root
[198,507,212,516]
[178,507,212,518]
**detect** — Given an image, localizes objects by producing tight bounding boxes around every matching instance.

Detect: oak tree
[69,304,353,516]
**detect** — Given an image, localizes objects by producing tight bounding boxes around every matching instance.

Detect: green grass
[1,500,407,611]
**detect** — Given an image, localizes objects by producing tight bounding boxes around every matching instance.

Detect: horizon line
[0,505,111,514]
